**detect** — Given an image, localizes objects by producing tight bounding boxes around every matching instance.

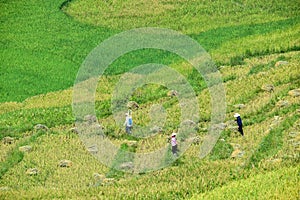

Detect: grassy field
[1,0,300,199]
[1,0,299,102]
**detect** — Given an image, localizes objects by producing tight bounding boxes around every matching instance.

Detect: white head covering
[171,132,177,137]
[234,113,240,117]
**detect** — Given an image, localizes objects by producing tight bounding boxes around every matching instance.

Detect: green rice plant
[64,0,300,34]
[0,0,116,102]
[193,166,299,199]
[248,55,287,75]
[0,131,108,190]
[105,143,134,179]
[247,112,299,168]
[276,118,300,163]
[209,140,234,161]
[241,85,298,126]
[229,55,245,66]
[224,55,299,107]
[222,74,237,83]
[0,149,24,179]
[95,100,112,118]
[0,129,48,179]
[1,0,300,102]
[1,1,300,199]
[208,130,233,160]
[130,84,169,104]
[212,23,300,65]
[0,106,74,139]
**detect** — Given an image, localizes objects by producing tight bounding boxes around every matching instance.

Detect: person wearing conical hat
[171,132,178,156]
[234,113,244,136]
[124,112,133,134]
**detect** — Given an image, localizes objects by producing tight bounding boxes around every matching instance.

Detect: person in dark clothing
[234,113,244,136]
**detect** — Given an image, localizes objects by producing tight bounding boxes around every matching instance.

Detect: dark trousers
[126,126,132,134]
[238,126,244,136]
[172,145,178,155]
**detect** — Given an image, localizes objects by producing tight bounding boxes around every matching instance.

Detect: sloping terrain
[0,51,299,199]
[0,0,299,199]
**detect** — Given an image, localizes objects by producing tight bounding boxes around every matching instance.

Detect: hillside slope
[1,0,299,102]
[0,51,299,199]
[1,0,300,199]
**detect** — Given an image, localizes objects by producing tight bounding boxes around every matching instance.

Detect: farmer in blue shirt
[234,113,244,136]
[124,113,133,134]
